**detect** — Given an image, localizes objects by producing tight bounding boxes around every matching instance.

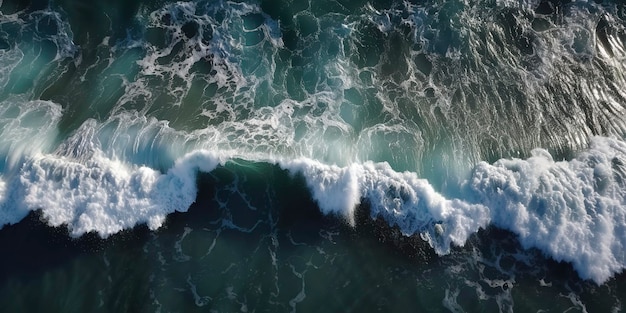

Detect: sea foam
[280,158,491,254]
[1,149,223,237]
[468,136,626,284]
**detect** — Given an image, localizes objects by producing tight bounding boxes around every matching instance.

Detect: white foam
[280,158,491,253]
[280,159,361,225]
[468,136,626,284]
[5,148,224,237]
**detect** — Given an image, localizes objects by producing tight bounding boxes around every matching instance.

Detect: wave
[1,0,626,288]
[0,108,624,285]
[469,136,626,284]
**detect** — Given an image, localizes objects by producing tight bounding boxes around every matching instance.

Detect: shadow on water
[0,210,112,282]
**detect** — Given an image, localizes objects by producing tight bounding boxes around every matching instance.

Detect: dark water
[1,0,626,311]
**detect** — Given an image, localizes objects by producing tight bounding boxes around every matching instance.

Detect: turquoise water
[1,0,626,311]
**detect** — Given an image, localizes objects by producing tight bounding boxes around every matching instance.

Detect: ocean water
[1,0,626,311]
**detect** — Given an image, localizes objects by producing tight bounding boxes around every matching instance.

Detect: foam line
[1,133,626,284]
[3,149,224,237]
[0,101,623,284]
